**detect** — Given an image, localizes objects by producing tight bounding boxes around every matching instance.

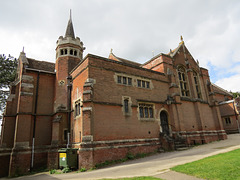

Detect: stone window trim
[177,66,190,97]
[114,73,153,90]
[74,98,82,118]
[57,48,79,58]
[122,96,132,116]
[193,70,202,99]
[137,102,155,121]
[137,79,150,89]
[117,75,132,86]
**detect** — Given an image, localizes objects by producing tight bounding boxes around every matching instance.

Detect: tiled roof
[212,83,233,97]
[115,56,142,67]
[27,58,55,72]
[109,52,141,67]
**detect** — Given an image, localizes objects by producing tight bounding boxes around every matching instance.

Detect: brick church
[1,14,237,177]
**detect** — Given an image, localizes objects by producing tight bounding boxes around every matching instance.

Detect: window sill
[139,118,155,121]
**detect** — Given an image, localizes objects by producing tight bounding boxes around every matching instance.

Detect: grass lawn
[171,148,240,180]
[101,177,162,180]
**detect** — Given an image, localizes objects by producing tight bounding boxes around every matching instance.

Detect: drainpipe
[233,101,240,134]
[67,75,72,148]
[31,71,40,170]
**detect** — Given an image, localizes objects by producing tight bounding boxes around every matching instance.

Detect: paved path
[2,134,240,180]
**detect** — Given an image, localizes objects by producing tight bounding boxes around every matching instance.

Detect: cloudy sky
[1,0,240,92]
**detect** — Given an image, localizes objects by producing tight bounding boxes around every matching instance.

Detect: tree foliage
[232,92,240,98]
[0,54,18,117]
[0,54,18,89]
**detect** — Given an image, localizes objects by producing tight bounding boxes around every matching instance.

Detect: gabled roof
[212,83,233,97]
[109,52,141,67]
[26,58,55,72]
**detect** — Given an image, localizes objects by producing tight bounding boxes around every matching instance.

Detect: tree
[232,92,240,98]
[0,54,18,120]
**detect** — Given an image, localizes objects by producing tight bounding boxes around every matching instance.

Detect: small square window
[137,80,141,87]
[139,107,144,118]
[128,78,132,85]
[117,76,122,83]
[146,82,150,88]
[149,108,153,118]
[123,77,127,84]
[144,107,148,118]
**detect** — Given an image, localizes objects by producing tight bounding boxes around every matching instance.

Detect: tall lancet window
[193,71,201,99]
[178,66,189,97]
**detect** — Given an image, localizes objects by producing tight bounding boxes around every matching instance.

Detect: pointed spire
[65,9,75,38]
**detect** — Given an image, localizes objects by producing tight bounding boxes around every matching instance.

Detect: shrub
[62,167,71,173]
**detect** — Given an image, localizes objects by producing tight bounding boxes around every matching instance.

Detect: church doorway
[160,111,170,136]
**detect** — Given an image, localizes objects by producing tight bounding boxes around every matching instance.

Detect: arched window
[178,66,189,97]
[60,49,64,55]
[74,50,77,56]
[193,71,201,99]
[70,49,73,55]
[64,49,68,55]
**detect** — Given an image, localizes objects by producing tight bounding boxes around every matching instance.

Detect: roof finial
[22,46,25,53]
[110,48,113,53]
[179,35,184,45]
[70,9,72,20]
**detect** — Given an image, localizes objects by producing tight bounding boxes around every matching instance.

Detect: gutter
[31,71,40,170]
[67,75,72,148]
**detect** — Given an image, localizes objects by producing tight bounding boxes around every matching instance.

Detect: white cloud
[1,0,240,91]
[215,74,240,92]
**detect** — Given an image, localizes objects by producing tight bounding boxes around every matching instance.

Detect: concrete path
[1,134,240,180]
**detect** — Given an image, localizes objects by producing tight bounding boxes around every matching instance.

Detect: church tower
[54,12,85,111]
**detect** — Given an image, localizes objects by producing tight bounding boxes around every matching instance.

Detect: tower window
[60,49,64,55]
[70,49,73,55]
[65,49,68,55]
[74,50,77,56]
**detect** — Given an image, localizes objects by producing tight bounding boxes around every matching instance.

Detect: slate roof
[27,58,55,72]
[109,52,141,67]
[115,56,142,67]
[212,83,233,97]
[65,14,75,38]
